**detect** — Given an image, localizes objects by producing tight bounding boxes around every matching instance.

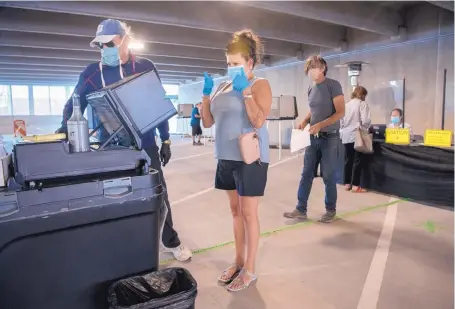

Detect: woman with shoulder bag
[200,29,272,292]
[340,86,371,193]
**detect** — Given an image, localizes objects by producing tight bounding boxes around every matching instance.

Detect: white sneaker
[163,245,192,262]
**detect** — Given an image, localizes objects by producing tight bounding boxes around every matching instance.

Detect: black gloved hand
[55,126,66,134]
[160,142,171,167]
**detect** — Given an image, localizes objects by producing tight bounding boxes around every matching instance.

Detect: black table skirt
[361,142,454,207]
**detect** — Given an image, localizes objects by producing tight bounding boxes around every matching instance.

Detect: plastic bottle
[67,94,90,153]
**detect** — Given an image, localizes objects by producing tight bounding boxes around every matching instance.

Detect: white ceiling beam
[0,62,224,75]
[0,31,226,62]
[0,46,227,69]
[0,56,89,67]
[427,1,454,11]
[0,7,308,57]
[0,71,197,80]
[236,1,403,37]
[0,76,183,84]
[0,1,344,48]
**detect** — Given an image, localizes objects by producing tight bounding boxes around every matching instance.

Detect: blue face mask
[101,47,120,66]
[391,116,401,124]
[227,66,244,80]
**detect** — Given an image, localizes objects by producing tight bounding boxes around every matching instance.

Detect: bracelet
[243,94,253,100]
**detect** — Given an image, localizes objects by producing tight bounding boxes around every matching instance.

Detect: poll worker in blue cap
[55,19,192,261]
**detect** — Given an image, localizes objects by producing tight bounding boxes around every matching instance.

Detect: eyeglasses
[95,41,116,49]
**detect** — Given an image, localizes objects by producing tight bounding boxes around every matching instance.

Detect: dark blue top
[60,54,170,148]
[190,107,200,126]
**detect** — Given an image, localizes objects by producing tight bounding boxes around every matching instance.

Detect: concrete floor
[158,138,454,309]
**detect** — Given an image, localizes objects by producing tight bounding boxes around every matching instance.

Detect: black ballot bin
[108,268,198,309]
[0,171,163,309]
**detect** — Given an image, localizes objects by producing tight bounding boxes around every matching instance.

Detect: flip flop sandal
[226,269,258,292]
[352,187,367,193]
[218,263,242,284]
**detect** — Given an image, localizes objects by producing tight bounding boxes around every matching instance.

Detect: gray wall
[178,4,454,144]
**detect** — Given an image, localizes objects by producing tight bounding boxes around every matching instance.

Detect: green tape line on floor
[160,198,406,265]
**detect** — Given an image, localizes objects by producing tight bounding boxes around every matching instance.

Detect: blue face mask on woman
[101,46,120,66]
[227,66,244,80]
[391,116,401,124]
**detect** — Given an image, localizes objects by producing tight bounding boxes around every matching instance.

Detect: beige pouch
[238,130,260,164]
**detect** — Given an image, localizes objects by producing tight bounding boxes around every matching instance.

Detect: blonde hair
[225,29,264,67]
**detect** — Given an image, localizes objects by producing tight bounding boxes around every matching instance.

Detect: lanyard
[99,56,136,88]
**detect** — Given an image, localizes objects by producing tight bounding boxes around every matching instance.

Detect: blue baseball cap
[90,19,127,47]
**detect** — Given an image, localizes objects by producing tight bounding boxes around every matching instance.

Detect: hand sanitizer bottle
[67,94,90,153]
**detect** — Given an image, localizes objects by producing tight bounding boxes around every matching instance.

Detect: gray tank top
[210,78,270,163]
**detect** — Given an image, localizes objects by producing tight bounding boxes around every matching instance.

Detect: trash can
[0,172,163,309]
[108,268,198,309]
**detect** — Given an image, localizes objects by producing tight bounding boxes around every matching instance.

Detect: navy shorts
[215,160,269,197]
[191,125,202,136]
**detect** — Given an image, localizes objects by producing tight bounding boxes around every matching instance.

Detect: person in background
[191,102,203,145]
[388,108,414,139]
[201,29,272,292]
[340,86,371,193]
[284,55,345,223]
[55,19,192,262]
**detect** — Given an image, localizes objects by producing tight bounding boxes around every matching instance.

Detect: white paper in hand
[290,127,311,153]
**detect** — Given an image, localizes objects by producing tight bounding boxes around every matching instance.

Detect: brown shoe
[319,211,336,223]
[283,209,308,220]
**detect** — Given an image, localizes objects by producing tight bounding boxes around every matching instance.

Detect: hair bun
[230,29,264,66]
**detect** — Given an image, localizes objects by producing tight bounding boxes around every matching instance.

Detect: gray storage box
[267,95,298,120]
[177,104,194,118]
[0,171,163,309]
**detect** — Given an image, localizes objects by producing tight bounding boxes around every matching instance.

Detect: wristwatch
[163,140,172,145]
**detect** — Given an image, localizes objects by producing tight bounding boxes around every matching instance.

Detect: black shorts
[215,160,269,197]
[192,125,202,136]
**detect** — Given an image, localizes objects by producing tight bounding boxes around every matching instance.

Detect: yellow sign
[385,128,410,145]
[424,129,452,148]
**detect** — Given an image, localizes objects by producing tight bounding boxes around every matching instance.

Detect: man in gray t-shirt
[284,55,345,223]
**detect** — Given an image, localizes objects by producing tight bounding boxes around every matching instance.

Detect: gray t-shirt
[308,77,344,132]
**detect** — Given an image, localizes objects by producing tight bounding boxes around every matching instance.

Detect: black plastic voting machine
[1,69,175,309]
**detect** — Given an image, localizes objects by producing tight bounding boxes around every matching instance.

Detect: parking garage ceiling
[0,1,450,85]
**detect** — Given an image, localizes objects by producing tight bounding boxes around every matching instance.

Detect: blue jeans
[297,134,341,213]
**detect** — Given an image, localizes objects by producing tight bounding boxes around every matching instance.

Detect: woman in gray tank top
[200,29,272,292]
